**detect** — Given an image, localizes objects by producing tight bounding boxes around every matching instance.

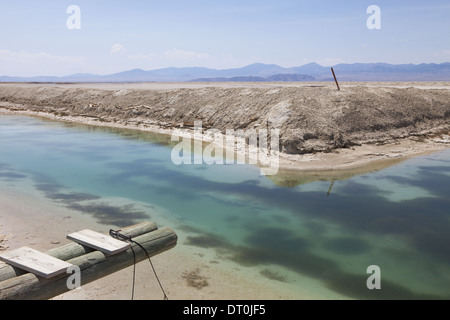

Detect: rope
[109,229,169,300]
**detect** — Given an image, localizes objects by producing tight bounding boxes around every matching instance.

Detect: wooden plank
[0,227,178,300]
[0,221,157,283]
[67,229,130,255]
[0,247,73,279]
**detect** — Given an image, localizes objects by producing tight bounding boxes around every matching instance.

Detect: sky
[0,0,449,76]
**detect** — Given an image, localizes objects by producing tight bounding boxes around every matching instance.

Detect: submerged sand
[0,183,342,300]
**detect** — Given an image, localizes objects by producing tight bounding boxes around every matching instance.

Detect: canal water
[0,114,449,299]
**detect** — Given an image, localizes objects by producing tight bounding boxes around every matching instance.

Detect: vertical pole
[331,68,340,91]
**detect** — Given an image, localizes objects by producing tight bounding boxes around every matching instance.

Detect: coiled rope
[109,229,168,300]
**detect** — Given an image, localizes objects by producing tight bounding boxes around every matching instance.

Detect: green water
[0,114,449,299]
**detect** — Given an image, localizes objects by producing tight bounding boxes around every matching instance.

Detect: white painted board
[67,229,130,255]
[0,247,74,279]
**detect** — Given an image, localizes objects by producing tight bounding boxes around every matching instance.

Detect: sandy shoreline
[1,107,449,178]
[1,81,449,175]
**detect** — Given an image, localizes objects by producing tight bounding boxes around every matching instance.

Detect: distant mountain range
[190,73,316,82]
[1,62,450,82]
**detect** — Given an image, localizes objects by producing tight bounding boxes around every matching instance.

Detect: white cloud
[110,43,127,55]
[125,48,209,62]
[127,52,158,60]
[0,47,266,77]
[0,50,82,64]
[0,50,86,76]
[116,48,225,69]
[113,47,209,64]
[433,49,450,63]
[163,49,209,60]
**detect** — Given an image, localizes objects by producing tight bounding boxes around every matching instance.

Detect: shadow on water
[0,172,27,179]
[111,157,450,259]
[322,237,371,255]
[60,121,178,149]
[0,163,28,181]
[66,202,149,226]
[184,226,444,299]
[33,174,149,226]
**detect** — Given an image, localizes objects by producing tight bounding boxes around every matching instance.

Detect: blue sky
[1,0,449,76]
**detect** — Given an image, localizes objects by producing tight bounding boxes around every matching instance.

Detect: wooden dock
[0,221,177,300]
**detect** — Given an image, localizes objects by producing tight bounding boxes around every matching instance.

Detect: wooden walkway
[0,221,177,300]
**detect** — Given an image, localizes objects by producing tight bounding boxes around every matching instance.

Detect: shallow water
[0,114,449,299]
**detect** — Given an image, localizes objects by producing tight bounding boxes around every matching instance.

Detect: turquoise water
[0,114,449,299]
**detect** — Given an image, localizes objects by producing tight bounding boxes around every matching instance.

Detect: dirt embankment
[0,83,449,155]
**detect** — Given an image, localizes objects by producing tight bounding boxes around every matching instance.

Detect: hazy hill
[1,62,450,82]
[190,73,316,82]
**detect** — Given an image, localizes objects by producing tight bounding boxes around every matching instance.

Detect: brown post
[331,68,340,91]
